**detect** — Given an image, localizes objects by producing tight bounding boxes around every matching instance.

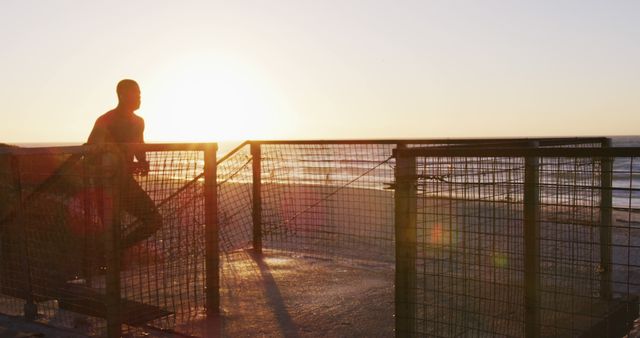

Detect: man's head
[116,79,141,111]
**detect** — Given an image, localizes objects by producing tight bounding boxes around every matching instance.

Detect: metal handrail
[247,137,608,146]
[0,142,218,155]
[218,141,249,164]
[0,137,607,156]
[394,146,640,158]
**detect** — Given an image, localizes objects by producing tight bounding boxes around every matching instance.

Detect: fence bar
[396,146,640,158]
[524,145,540,338]
[248,137,608,146]
[205,144,219,316]
[81,156,93,286]
[394,144,417,337]
[103,151,122,338]
[251,143,263,254]
[9,156,37,320]
[600,138,613,299]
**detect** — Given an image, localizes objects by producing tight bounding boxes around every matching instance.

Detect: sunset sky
[1,0,638,143]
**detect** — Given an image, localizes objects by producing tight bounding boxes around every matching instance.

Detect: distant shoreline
[14,142,82,148]
[12,141,240,154]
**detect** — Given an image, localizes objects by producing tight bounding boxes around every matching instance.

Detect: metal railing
[5,137,640,337]
[0,143,217,337]
[217,137,640,337]
[393,144,640,337]
[239,138,608,263]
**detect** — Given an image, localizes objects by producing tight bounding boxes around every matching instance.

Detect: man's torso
[89,109,144,144]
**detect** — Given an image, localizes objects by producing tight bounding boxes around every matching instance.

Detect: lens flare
[429,223,457,246]
[493,253,509,268]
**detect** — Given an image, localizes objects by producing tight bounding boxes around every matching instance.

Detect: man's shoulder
[132,113,145,126]
[95,110,116,126]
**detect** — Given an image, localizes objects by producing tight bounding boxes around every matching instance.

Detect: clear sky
[1,0,639,143]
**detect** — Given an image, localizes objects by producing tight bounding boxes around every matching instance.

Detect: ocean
[610,137,640,209]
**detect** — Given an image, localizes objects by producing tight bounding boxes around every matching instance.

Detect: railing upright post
[600,138,613,299]
[102,149,122,338]
[394,144,417,337]
[251,142,263,254]
[82,155,93,286]
[204,144,220,316]
[9,156,37,320]
[524,142,540,338]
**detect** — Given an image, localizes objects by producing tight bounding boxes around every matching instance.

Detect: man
[88,79,147,169]
[88,79,162,249]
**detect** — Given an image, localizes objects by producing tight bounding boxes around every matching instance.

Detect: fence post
[394,144,417,337]
[600,138,613,299]
[102,149,122,338]
[251,142,263,254]
[204,144,220,316]
[82,155,93,286]
[9,156,37,320]
[524,143,540,338]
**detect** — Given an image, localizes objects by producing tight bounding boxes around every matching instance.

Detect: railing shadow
[246,249,300,338]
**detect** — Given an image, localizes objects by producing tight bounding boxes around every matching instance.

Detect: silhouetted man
[88,79,162,249]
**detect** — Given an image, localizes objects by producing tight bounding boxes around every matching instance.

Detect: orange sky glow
[1,1,639,144]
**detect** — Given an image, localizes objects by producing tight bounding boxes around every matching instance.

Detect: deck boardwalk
[0,247,638,337]
[56,284,173,326]
[574,296,638,338]
[192,248,395,337]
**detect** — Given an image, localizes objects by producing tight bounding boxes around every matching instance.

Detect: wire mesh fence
[3,138,640,338]
[259,142,397,262]
[217,142,253,254]
[0,143,216,337]
[218,138,635,337]
[395,145,640,337]
[253,139,607,263]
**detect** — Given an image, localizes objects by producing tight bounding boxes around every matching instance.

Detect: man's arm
[134,118,149,173]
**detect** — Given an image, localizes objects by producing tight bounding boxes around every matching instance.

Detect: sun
[142,56,294,142]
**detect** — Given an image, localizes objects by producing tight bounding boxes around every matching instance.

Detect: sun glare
[143,56,293,142]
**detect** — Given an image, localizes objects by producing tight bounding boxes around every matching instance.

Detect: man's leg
[120,175,162,249]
